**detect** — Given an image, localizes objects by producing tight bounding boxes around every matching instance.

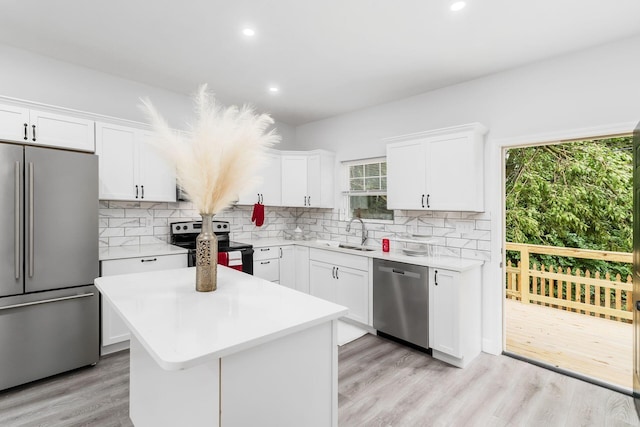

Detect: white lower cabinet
[428,266,481,368]
[309,249,369,325]
[279,245,295,288]
[252,245,297,287]
[294,246,310,293]
[100,253,187,354]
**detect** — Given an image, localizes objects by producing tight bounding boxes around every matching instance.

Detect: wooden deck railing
[505,242,633,322]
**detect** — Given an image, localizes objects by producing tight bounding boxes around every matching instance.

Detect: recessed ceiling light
[242,28,255,37]
[268,87,279,93]
[450,1,466,11]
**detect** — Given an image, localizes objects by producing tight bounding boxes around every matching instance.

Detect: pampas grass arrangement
[140,84,280,215]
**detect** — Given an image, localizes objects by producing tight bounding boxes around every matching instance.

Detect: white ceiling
[0,1,639,125]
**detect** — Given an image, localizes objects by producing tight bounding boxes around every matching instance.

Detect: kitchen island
[95,266,347,427]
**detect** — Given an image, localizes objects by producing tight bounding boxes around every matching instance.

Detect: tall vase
[196,213,218,292]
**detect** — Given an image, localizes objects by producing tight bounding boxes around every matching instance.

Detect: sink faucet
[346,218,368,246]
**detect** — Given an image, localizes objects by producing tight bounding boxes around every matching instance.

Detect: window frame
[341,157,394,223]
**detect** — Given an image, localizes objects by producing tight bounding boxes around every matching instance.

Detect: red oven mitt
[251,203,265,227]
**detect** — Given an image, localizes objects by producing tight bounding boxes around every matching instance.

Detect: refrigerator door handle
[0,292,95,312]
[28,162,34,278]
[15,161,20,280]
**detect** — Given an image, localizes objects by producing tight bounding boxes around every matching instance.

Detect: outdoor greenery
[505,137,633,277]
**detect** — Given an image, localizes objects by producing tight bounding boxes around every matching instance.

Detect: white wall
[0,44,297,147]
[295,34,640,355]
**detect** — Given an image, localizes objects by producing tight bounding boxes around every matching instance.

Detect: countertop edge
[236,238,485,272]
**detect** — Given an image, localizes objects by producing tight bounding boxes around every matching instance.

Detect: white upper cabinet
[386,123,487,212]
[281,150,334,208]
[237,150,282,206]
[96,122,176,202]
[386,138,427,210]
[281,155,308,207]
[138,131,177,202]
[0,103,95,152]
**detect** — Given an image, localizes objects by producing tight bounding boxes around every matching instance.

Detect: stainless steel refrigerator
[0,142,99,391]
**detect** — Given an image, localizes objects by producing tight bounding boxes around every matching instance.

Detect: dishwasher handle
[378,265,421,279]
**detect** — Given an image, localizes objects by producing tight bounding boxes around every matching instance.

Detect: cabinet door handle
[135,185,139,199]
[434,270,438,286]
[421,194,425,208]
[279,247,283,258]
[32,125,36,141]
[23,123,28,140]
[261,261,270,265]
[307,196,311,206]
[332,266,335,279]
[260,194,264,204]
[304,196,307,206]
[260,248,270,252]
[141,185,145,199]
[141,258,157,263]
[426,194,430,208]
[335,267,339,279]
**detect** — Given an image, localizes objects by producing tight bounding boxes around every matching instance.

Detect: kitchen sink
[338,244,375,252]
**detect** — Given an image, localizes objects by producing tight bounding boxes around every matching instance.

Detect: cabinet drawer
[309,248,368,271]
[253,259,280,282]
[253,246,279,261]
[101,254,187,276]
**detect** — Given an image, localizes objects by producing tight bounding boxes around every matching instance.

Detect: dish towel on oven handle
[251,202,265,226]
[217,251,243,271]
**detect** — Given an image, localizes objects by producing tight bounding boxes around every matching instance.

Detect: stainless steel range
[170,220,254,275]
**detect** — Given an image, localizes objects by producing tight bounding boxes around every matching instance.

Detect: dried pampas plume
[140,84,280,215]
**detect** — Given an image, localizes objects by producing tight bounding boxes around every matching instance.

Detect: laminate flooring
[1,333,639,426]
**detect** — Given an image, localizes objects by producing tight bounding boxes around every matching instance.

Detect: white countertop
[99,243,189,261]
[95,267,347,371]
[237,238,484,272]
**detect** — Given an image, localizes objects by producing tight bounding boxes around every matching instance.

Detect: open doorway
[503,135,633,391]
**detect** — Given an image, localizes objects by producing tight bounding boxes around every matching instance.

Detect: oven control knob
[217,224,222,229]
[176,226,181,230]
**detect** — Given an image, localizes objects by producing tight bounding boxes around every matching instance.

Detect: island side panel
[220,321,336,427]
[129,336,220,427]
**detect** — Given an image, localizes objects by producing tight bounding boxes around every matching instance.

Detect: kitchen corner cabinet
[237,151,282,206]
[281,150,334,208]
[386,123,487,212]
[0,103,95,152]
[96,122,176,202]
[100,253,187,354]
[309,248,369,325]
[428,266,481,368]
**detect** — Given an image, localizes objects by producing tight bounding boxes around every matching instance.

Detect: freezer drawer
[0,285,99,391]
[373,259,429,349]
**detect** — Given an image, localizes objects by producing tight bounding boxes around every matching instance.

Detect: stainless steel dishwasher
[373,259,429,349]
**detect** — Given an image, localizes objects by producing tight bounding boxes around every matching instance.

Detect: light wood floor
[1,333,639,426]
[505,298,633,391]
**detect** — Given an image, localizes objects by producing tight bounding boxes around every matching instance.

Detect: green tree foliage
[505,137,632,277]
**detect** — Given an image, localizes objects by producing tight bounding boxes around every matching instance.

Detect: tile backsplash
[99,202,491,262]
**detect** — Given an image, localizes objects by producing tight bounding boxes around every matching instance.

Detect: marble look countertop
[95,267,347,370]
[236,238,484,272]
[99,243,189,261]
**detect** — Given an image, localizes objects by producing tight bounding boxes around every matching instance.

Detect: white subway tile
[100,208,124,218]
[109,218,140,227]
[445,237,476,249]
[125,227,153,236]
[100,227,124,237]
